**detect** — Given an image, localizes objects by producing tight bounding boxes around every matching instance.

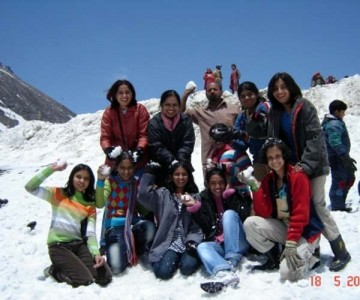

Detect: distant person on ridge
[203,68,216,90]
[321,100,356,212]
[229,64,240,95]
[311,72,326,87]
[213,65,223,84]
[180,81,239,170]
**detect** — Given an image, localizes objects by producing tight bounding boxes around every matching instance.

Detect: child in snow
[321,100,356,212]
[25,161,112,287]
[242,138,323,282]
[137,160,203,280]
[187,168,251,293]
[233,81,271,181]
[206,123,252,195]
[95,150,156,275]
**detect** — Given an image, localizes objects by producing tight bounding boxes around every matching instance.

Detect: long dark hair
[267,72,302,110]
[63,164,95,202]
[167,161,198,194]
[106,79,137,108]
[205,168,227,187]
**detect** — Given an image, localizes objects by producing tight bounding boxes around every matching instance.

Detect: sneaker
[329,252,351,272]
[200,271,239,293]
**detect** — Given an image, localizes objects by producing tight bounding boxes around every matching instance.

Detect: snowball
[100,165,111,176]
[109,146,122,158]
[56,159,67,167]
[185,81,197,90]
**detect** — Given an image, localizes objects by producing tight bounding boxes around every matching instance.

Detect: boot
[252,244,280,271]
[329,235,351,271]
[310,246,321,270]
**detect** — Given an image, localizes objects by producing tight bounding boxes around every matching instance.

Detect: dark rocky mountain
[0,63,76,129]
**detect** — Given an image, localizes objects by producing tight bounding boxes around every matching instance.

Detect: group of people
[24,72,354,292]
[311,72,338,87]
[203,64,241,95]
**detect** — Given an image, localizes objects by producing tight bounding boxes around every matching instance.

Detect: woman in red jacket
[100,79,150,176]
[242,138,323,282]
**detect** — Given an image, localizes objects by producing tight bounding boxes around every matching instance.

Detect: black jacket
[147,112,195,166]
[191,189,251,241]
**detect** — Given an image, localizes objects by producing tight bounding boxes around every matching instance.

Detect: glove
[280,241,304,270]
[252,112,267,124]
[132,147,144,163]
[232,128,249,142]
[99,245,106,256]
[342,156,357,173]
[144,161,161,175]
[104,146,116,160]
[176,153,188,163]
[185,240,198,258]
[237,166,260,192]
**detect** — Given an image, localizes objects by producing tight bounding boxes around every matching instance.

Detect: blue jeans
[329,156,355,210]
[152,249,201,280]
[105,220,156,275]
[197,210,249,275]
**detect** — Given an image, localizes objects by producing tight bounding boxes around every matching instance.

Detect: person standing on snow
[321,100,356,212]
[229,64,240,95]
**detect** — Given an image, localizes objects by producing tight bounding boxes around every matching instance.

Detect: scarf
[161,112,180,131]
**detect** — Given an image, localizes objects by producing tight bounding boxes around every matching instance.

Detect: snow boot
[329,235,351,271]
[252,244,280,271]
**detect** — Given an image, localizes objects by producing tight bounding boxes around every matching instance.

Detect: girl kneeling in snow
[95,151,156,275]
[242,138,323,282]
[138,161,203,280]
[25,161,112,287]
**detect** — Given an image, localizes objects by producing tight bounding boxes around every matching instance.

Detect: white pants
[244,216,319,282]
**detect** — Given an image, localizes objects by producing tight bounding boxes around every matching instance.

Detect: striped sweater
[25,167,100,256]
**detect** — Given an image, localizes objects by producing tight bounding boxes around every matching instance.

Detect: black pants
[48,240,112,287]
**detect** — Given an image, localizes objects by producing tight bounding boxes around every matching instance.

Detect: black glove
[185,240,198,258]
[99,245,106,256]
[232,128,249,142]
[144,161,162,175]
[132,147,144,163]
[104,146,116,160]
[252,112,267,123]
[343,155,357,173]
[176,153,188,163]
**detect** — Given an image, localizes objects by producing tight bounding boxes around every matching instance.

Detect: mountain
[0,63,76,130]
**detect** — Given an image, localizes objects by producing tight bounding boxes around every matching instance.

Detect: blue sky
[1,0,359,114]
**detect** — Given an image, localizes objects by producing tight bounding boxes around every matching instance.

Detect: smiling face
[266,146,285,174]
[73,170,91,193]
[171,166,189,193]
[117,158,135,181]
[161,95,180,118]
[208,174,226,198]
[115,84,133,109]
[273,79,291,108]
[239,90,258,110]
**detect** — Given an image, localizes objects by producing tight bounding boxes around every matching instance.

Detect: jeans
[197,210,250,275]
[105,220,156,275]
[152,249,201,280]
[329,156,355,210]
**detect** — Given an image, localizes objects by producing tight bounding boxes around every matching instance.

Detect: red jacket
[100,103,150,168]
[253,164,322,243]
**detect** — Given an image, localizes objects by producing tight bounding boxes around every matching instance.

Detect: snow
[1,76,360,299]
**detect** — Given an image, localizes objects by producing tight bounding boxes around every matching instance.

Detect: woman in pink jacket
[100,79,150,176]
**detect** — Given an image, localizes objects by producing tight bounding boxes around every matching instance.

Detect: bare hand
[93,255,106,268]
[294,163,304,173]
[97,165,109,181]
